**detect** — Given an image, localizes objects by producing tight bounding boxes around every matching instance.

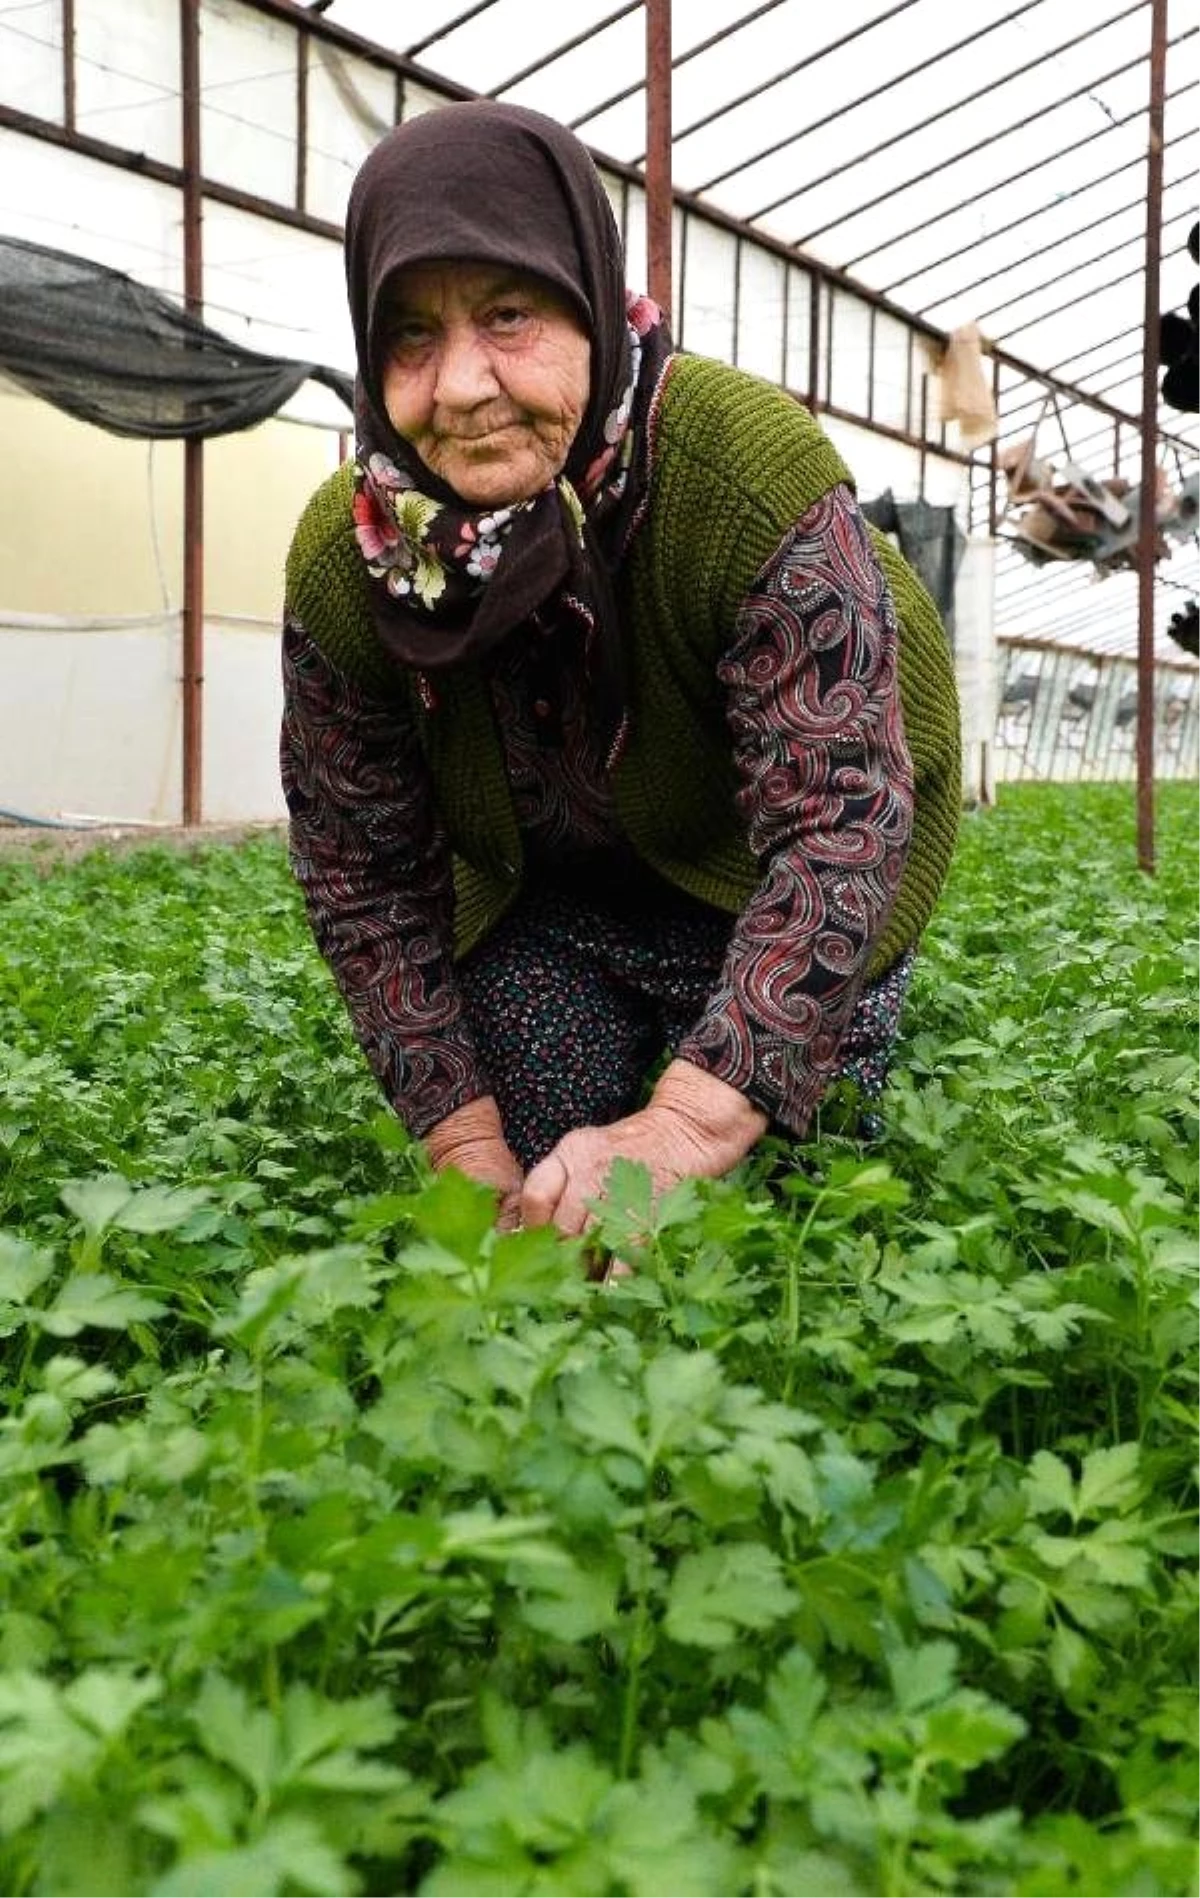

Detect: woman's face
[379,261,592,506]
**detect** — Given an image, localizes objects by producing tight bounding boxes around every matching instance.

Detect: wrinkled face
[379,261,592,506]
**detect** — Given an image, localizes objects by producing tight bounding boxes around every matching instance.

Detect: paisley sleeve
[280,615,489,1137]
[674,484,915,1134]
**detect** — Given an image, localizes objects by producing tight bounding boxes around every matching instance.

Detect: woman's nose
[433,324,500,406]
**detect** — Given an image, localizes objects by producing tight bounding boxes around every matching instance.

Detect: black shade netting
[0,235,353,440]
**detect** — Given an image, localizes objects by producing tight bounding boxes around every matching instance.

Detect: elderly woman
[281,100,960,1240]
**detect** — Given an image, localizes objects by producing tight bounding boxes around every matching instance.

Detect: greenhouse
[0,4,1196,1895]
[0,0,1196,829]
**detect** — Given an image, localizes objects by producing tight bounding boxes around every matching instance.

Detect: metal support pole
[644,0,672,323]
[987,350,1001,536]
[296,30,309,214]
[181,0,204,826]
[61,0,75,131]
[807,276,820,412]
[1136,0,1167,873]
[918,372,929,500]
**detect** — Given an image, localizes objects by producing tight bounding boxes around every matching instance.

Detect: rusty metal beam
[644,0,672,323]
[61,0,75,131]
[1137,0,1168,872]
[181,0,204,829]
[295,29,308,213]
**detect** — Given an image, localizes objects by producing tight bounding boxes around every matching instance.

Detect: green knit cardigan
[285,354,961,980]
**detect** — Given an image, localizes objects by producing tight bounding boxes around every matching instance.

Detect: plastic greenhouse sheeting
[0,235,353,440]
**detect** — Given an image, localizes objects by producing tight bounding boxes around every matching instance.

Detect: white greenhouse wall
[0,383,339,824]
[0,619,285,824]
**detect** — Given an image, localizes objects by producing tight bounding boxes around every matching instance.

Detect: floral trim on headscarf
[353,452,529,614]
[579,308,648,505]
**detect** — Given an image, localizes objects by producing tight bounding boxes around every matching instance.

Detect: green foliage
[0,783,1196,1895]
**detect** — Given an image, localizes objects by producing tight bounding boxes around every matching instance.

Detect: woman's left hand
[520,1060,767,1239]
[423,1094,525,1230]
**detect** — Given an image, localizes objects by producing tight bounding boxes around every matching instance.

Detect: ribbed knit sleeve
[674,487,914,1134]
[279,617,491,1137]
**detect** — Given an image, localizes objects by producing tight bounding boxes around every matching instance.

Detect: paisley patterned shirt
[281,483,914,1137]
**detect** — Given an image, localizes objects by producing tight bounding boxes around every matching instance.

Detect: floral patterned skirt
[459,879,914,1170]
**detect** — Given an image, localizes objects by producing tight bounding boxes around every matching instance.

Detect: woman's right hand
[423,1095,524,1231]
[520,1060,766,1239]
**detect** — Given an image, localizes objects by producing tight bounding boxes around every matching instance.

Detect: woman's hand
[424,1095,525,1231]
[520,1060,767,1238]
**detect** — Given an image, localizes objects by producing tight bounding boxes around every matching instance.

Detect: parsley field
[1,781,1196,1898]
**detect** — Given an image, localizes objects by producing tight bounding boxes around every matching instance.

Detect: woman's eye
[486,304,532,334]
[389,319,431,352]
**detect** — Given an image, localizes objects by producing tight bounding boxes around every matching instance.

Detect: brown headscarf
[343,100,671,743]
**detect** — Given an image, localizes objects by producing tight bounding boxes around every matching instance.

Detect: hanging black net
[0,235,353,440]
